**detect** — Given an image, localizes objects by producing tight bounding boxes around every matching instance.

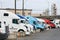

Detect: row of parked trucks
[0,10,59,40]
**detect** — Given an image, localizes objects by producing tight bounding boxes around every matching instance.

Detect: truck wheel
[40,29,44,32]
[58,26,60,28]
[18,29,25,37]
[48,26,51,29]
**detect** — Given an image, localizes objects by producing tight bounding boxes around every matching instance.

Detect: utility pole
[15,0,16,14]
[22,0,25,16]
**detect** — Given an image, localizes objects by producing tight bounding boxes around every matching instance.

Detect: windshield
[37,21,45,24]
[37,21,41,24]
[20,20,29,24]
[47,22,53,24]
[25,21,29,24]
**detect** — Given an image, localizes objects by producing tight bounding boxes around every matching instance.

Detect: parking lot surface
[8,28,60,40]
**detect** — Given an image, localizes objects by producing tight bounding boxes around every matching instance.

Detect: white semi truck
[20,19,34,33]
[0,10,32,36]
[16,14,34,33]
[53,19,60,28]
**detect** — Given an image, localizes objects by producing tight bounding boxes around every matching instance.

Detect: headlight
[24,25,29,32]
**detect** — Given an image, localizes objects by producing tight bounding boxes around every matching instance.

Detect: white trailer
[0,10,31,36]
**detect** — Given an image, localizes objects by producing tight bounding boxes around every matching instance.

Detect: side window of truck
[4,13,9,16]
[33,21,36,25]
[20,20,24,23]
[12,19,19,24]
[0,21,1,28]
[27,17,29,19]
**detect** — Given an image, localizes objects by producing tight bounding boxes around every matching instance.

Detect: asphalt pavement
[19,28,60,40]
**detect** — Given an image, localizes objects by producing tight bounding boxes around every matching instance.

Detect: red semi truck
[43,19,55,28]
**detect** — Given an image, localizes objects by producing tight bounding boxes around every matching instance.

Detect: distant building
[0,8,50,17]
[42,9,49,16]
[42,12,47,16]
[45,9,49,16]
[31,13,42,17]
[0,8,32,16]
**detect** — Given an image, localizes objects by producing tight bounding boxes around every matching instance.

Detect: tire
[18,29,25,37]
[48,26,51,29]
[40,28,44,32]
[58,26,60,28]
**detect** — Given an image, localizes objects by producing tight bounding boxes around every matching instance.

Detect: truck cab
[36,18,50,30]
[25,16,45,31]
[53,19,60,28]
[16,14,34,33]
[43,19,55,28]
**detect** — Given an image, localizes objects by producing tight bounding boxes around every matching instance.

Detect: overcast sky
[0,0,60,15]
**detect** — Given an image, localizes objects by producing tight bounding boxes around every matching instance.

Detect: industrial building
[0,8,32,16]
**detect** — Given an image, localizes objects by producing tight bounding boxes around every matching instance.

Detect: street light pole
[22,0,25,16]
[15,0,16,14]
